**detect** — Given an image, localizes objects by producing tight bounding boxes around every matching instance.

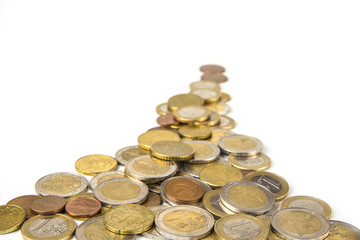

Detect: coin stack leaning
[0,64,359,240]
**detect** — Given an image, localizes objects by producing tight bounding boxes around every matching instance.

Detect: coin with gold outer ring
[195,111,221,127]
[190,89,221,103]
[205,102,230,115]
[215,115,235,130]
[137,130,180,150]
[75,154,118,176]
[179,125,212,140]
[0,205,25,235]
[168,93,204,112]
[199,165,243,188]
[156,103,171,115]
[150,141,195,161]
[173,105,211,123]
[220,92,231,102]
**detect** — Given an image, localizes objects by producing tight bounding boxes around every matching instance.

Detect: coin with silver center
[182,154,230,178]
[89,170,124,190]
[218,134,263,156]
[182,140,220,163]
[115,145,149,165]
[228,153,271,171]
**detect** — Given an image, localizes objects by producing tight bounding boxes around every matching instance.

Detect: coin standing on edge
[115,145,149,165]
[75,154,118,176]
[218,134,263,156]
[0,205,26,235]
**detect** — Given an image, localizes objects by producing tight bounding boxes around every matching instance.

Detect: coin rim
[218,134,263,156]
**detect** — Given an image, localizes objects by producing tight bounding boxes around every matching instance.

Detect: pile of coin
[1,64,359,240]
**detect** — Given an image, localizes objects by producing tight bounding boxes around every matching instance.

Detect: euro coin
[150,141,195,161]
[218,134,263,156]
[0,205,25,235]
[75,154,118,176]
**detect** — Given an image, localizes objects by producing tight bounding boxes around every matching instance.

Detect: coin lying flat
[200,165,244,188]
[216,115,235,130]
[220,92,231,102]
[190,89,221,103]
[182,155,230,178]
[281,195,332,219]
[7,195,42,219]
[200,64,226,74]
[150,141,195,161]
[173,106,211,123]
[156,113,179,127]
[179,125,212,140]
[0,205,26,235]
[190,80,221,92]
[90,170,124,190]
[201,74,228,83]
[137,130,180,150]
[326,220,360,239]
[228,153,271,171]
[30,195,66,215]
[271,208,330,240]
[195,111,221,127]
[202,189,235,219]
[206,129,235,145]
[35,172,88,198]
[168,93,204,112]
[214,214,269,240]
[66,192,95,203]
[65,197,101,218]
[156,103,171,115]
[218,134,263,156]
[104,204,155,235]
[155,205,214,240]
[141,192,162,207]
[115,145,149,165]
[182,140,220,163]
[75,154,118,176]
[140,205,170,240]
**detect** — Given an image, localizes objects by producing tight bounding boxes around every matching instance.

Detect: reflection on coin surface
[199,165,243,188]
[203,189,234,219]
[156,103,171,115]
[195,111,221,127]
[200,64,226,74]
[216,115,235,130]
[140,205,169,240]
[218,134,263,156]
[150,141,195,161]
[75,154,118,176]
[182,155,230,178]
[164,177,205,204]
[205,102,230,115]
[326,220,360,240]
[179,125,212,140]
[173,105,211,123]
[30,195,66,215]
[183,140,220,163]
[168,93,204,112]
[191,89,221,103]
[90,170,124,190]
[0,205,26,235]
[137,130,180,150]
[115,145,149,165]
[7,195,42,219]
[229,153,271,171]
[65,197,101,218]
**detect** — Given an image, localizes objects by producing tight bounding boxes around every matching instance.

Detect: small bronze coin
[65,196,102,218]
[201,74,228,83]
[141,192,162,207]
[30,195,66,215]
[156,114,179,127]
[164,178,205,204]
[7,195,42,219]
[200,64,226,74]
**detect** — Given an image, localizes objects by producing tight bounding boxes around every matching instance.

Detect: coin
[0,205,25,235]
[271,208,330,240]
[35,172,88,198]
[66,192,95,202]
[156,113,179,127]
[200,64,226,74]
[94,178,148,205]
[268,230,284,240]
[195,111,221,127]
[137,129,180,150]
[216,115,235,130]
[206,129,235,145]
[150,141,195,161]
[75,216,136,240]
[168,93,204,112]
[218,134,263,156]
[199,165,243,188]
[205,102,230,115]
[214,214,269,240]
[155,205,214,240]
[156,103,171,115]
[326,220,360,239]
[75,154,118,176]
[244,171,289,201]
[147,126,180,134]
[125,155,177,182]
[228,153,271,171]
[141,205,169,240]
[147,182,161,194]
[201,232,218,240]
[90,170,124,190]
[7,195,42,219]
[115,145,149,165]
[173,105,211,123]
[163,177,205,204]
[220,181,275,215]
[65,197,101,218]
[30,195,66,215]
[182,140,220,163]
[190,89,221,103]
[201,74,228,83]
[179,125,212,140]
[220,92,231,102]
[190,80,221,92]
[104,204,155,234]
[182,154,230,178]
[21,214,76,240]
[141,192,162,207]
[202,189,235,219]
[281,195,332,219]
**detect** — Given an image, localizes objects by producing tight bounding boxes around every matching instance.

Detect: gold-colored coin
[215,115,235,130]
[281,195,332,219]
[75,154,118,176]
[326,220,360,240]
[206,129,234,145]
[0,205,25,235]
[218,134,263,156]
[201,232,218,239]
[182,140,220,163]
[220,92,231,102]
[104,204,154,235]
[190,89,221,103]
[195,111,221,127]
[205,102,230,115]
[267,230,283,240]
[156,103,171,115]
[214,214,269,240]
[173,106,211,123]
[190,80,221,92]
[228,153,271,171]
[202,189,234,219]
[199,165,243,188]
[115,145,149,165]
[168,93,204,112]
[183,156,230,178]
[137,130,180,150]
[179,125,212,140]
[150,141,195,161]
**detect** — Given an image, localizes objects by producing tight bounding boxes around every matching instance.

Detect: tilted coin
[244,171,289,202]
[66,192,95,202]
[182,140,220,163]
[173,105,211,123]
[220,92,231,102]
[150,141,195,161]
[202,189,235,219]
[268,230,284,240]
[147,182,162,194]
[156,103,171,115]
[220,181,275,215]
[137,129,180,150]
[214,214,269,240]
[199,165,243,188]
[65,197,101,218]
[90,170,124,190]
[115,145,149,165]
[179,125,212,140]
[200,64,226,74]
[206,129,235,145]
[148,126,179,134]
[21,214,76,240]
[141,205,170,240]
[228,153,271,171]
[201,74,228,83]
[182,154,230,178]
[0,205,26,235]
[7,195,42,219]
[94,178,148,206]
[30,195,66,215]
[271,208,330,240]
[35,172,88,198]
[75,216,136,240]
[167,93,204,112]
[326,220,360,240]
[281,195,332,219]
[125,155,177,182]
[156,113,179,127]
[216,115,235,130]
[190,89,221,103]
[141,192,162,207]
[205,102,230,115]
[155,205,215,240]
[75,154,118,176]
[190,80,221,92]
[104,204,155,235]
[195,111,221,127]
[218,134,263,156]
[201,232,218,240]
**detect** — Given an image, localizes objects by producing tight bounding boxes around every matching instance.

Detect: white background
[1,0,360,239]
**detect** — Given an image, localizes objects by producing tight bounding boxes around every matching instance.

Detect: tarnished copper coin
[141,192,162,207]
[156,114,179,127]
[7,195,42,219]
[200,64,226,74]
[65,196,102,218]
[164,178,205,204]
[30,195,66,215]
[201,74,228,83]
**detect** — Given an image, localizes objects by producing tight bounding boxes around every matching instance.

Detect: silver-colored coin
[141,206,170,240]
[228,153,271,171]
[218,134,263,156]
[115,145,149,165]
[94,178,148,206]
[147,182,162,194]
[327,220,360,239]
[35,172,88,198]
[156,103,171,115]
[190,80,220,91]
[271,208,330,240]
[89,170,124,190]
[155,205,214,240]
[182,154,230,178]
[75,216,136,240]
[202,189,235,219]
[220,181,275,215]
[125,155,177,183]
[182,140,220,163]
[190,89,220,103]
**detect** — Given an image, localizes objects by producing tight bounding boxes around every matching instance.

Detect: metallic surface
[199,64,226,74]
[206,129,235,145]
[156,103,171,115]
[137,129,180,150]
[179,125,212,140]
[168,94,204,112]
[150,141,195,161]
[0,205,26,235]
[228,153,271,171]
[140,205,170,240]
[190,80,221,92]
[65,197,101,218]
[156,113,179,127]
[199,165,243,188]
[30,195,66,215]
[190,89,221,103]
[201,74,228,83]
[202,189,234,219]
[90,170,124,190]
[204,102,230,115]
[182,140,220,163]
[218,134,263,156]
[7,195,41,219]
[326,220,360,240]
[75,154,118,176]
[141,192,162,207]
[173,106,211,123]
[182,154,230,178]
[115,145,149,165]
[164,177,205,204]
